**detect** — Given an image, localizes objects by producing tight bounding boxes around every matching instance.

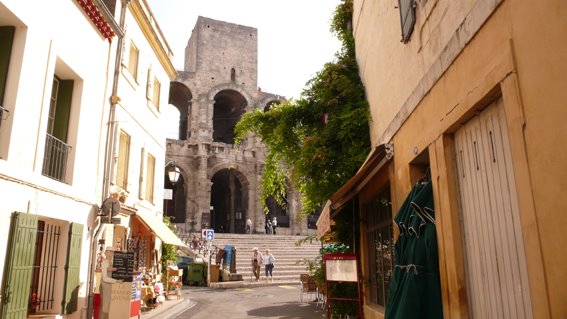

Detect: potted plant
[119,189,128,203]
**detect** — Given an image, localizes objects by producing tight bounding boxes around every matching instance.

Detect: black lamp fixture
[165,160,180,185]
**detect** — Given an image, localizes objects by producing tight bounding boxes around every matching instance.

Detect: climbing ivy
[235,0,370,217]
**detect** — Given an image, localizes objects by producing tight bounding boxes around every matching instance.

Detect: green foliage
[234,0,370,217]
[160,216,178,278]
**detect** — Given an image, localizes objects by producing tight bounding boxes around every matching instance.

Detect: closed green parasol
[385,180,443,319]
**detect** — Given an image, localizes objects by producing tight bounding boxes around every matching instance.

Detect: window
[116,130,130,189]
[127,41,139,80]
[398,0,416,43]
[3,212,83,317]
[145,153,155,202]
[0,26,15,128]
[152,76,160,108]
[365,187,393,306]
[43,76,73,182]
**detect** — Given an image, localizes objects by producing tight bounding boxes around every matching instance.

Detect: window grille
[365,188,393,306]
[42,133,71,182]
[30,221,61,314]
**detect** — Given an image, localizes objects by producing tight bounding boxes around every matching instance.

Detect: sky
[146,0,342,100]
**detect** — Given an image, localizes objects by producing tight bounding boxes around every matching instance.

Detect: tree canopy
[235,0,370,217]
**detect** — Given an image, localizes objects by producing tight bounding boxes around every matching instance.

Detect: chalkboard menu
[112,251,135,282]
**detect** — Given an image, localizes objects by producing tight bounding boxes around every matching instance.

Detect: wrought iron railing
[42,133,71,182]
[30,221,61,314]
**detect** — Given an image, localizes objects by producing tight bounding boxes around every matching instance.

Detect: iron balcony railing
[42,133,71,182]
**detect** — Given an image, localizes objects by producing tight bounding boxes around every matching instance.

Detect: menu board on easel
[112,251,135,282]
[323,253,363,318]
[325,258,358,282]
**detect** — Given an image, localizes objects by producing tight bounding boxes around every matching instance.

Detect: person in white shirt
[262,248,276,282]
[272,217,278,235]
[246,218,253,234]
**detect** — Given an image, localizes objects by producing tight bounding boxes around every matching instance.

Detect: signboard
[201,228,214,241]
[325,258,358,282]
[201,212,210,228]
[323,253,363,318]
[112,251,135,282]
[206,229,214,241]
[163,189,173,200]
[108,282,131,318]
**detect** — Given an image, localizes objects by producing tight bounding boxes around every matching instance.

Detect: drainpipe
[86,1,130,318]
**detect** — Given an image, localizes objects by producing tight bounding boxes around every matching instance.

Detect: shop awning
[133,210,187,247]
[317,144,393,238]
[329,143,393,214]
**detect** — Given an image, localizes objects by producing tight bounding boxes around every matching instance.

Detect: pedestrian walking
[272,217,277,235]
[262,248,275,282]
[265,218,273,234]
[246,218,252,234]
[251,247,262,281]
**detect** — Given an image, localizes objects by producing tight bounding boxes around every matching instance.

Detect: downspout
[86,1,129,318]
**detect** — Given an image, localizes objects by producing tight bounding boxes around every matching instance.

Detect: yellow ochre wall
[353,0,567,318]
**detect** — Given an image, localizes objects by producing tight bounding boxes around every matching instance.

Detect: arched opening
[163,173,186,225]
[263,100,281,112]
[265,185,290,228]
[168,81,192,140]
[212,90,246,144]
[210,169,248,233]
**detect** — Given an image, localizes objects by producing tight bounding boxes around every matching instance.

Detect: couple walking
[251,247,275,282]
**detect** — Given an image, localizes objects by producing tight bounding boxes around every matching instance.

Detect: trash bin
[188,262,205,286]
[223,245,237,273]
[210,264,220,283]
[223,245,233,272]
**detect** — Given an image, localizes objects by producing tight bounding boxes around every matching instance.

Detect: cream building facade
[327,0,566,318]
[0,0,181,318]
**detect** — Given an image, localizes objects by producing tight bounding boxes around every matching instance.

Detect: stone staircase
[196,233,321,287]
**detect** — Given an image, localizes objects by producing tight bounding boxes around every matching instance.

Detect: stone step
[191,233,320,284]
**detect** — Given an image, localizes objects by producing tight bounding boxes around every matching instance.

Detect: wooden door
[454,98,532,318]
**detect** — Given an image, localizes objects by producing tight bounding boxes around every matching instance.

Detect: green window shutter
[398,0,416,43]
[0,26,15,105]
[53,79,73,142]
[62,222,83,314]
[1,212,38,319]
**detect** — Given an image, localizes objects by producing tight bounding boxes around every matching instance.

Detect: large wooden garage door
[454,98,532,318]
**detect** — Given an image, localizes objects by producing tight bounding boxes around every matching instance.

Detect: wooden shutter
[0,26,15,106]
[0,212,38,319]
[454,98,532,318]
[62,223,83,314]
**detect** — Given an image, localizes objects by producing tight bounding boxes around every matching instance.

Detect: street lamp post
[164,160,180,218]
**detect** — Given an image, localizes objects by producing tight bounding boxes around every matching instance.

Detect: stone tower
[166,17,309,235]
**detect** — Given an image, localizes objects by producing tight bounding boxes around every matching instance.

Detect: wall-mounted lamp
[165,160,180,185]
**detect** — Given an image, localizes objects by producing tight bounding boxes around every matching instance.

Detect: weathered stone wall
[168,17,307,235]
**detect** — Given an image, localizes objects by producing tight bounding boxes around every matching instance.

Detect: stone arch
[210,88,248,144]
[264,177,292,229]
[168,81,193,140]
[163,165,193,226]
[208,164,251,234]
[207,83,255,110]
[260,96,285,112]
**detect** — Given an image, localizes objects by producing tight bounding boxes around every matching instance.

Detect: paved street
[163,284,326,319]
